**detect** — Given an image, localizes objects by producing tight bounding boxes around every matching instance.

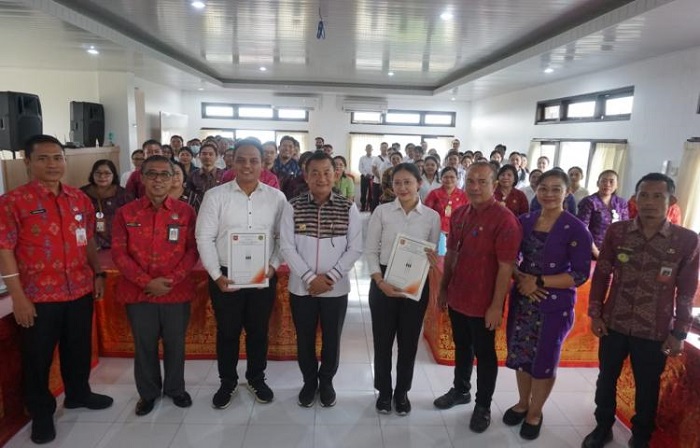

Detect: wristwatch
[535,275,545,288]
[670,329,687,341]
[95,272,107,279]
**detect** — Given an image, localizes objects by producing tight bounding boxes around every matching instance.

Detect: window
[201,102,309,122]
[203,105,234,118]
[535,86,634,124]
[567,101,596,118]
[198,129,309,149]
[236,129,276,143]
[385,112,421,125]
[350,110,456,127]
[558,141,592,175]
[348,133,455,175]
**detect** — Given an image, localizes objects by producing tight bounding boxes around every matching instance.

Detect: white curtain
[348,134,385,176]
[676,141,700,232]
[527,141,542,164]
[587,142,628,193]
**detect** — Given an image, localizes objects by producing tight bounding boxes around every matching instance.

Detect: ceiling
[2,0,700,100]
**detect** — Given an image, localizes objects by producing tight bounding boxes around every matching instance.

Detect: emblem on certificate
[227,231,269,289]
[383,233,436,301]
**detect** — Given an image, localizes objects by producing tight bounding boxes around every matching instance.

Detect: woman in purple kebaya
[504,170,593,441]
[577,170,628,258]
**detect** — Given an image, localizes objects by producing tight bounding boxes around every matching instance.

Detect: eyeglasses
[94,171,113,177]
[143,171,173,181]
[132,157,145,162]
[392,180,416,188]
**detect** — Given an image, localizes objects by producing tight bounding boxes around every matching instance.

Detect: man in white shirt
[371,142,391,211]
[358,144,375,212]
[196,138,287,409]
[280,151,363,408]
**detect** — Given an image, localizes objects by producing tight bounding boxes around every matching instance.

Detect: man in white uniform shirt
[358,144,375,212]
[281,151,363,408]
[196,138,287,409]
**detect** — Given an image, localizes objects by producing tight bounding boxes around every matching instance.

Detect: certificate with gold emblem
[384,233,436,301]
[227,231,269,289]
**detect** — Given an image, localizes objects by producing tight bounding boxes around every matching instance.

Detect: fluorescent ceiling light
[387,71,395,77]
[259,66,267,72]
[86,46,99,55]
[440,12,454,20]
[544,67,554,74]
[191,1,206,9]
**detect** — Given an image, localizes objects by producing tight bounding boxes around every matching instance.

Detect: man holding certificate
[196,138,287,409]
[280,151,363,408]
[365,163,441,416]
[435,161,522,433]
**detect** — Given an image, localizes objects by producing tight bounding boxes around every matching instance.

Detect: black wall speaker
[0,91,43,152]
[70,101,105,147]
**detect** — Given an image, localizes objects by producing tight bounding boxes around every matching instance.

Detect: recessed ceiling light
[388,71,394,77]
[197,87,204,91]
[86,46,99,55]
[440,12,454,20]
[451,97,456,101]
[259,66,267,72]
[544,67,554,74]
[191,1,206,9]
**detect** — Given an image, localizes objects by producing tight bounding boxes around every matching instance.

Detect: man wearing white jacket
[280,150,363,408]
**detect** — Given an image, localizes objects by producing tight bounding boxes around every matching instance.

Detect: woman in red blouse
[495,164,529,217]
[424,167,469,234]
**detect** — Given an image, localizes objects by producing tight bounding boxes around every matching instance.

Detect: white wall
[182,91,471,159]
[0,68,99,142]
[468,45,700,196]
[133,77,183,141]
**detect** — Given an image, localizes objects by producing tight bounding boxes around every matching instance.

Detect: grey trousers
[126,302,191,401]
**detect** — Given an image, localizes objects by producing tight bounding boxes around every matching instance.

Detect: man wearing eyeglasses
[111,155,199,417]
[126,140,164,198]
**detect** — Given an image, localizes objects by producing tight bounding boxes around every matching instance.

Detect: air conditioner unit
[270,95,320,110]
[341,97,388,113]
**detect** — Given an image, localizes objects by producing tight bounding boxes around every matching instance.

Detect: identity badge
[75,228,88,246]
[168,224,180,243]
[657,266,673,283]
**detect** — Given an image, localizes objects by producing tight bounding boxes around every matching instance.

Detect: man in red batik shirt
[435,161,522,433]
[112,155,199,417]
[0,135,113,444]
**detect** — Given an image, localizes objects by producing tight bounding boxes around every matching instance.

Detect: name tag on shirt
[168,224,180,243]
[657,266,673,283]
[76,228,88,246]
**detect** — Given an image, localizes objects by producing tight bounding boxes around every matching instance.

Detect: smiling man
[196,138,287,409]
[280,151,363,408]
[0,135,112,444]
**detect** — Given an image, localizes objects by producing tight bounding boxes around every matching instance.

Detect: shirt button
[562,311,568,316]
[564,225,570,229]
[551,294,558,300]
[549,263,556,268]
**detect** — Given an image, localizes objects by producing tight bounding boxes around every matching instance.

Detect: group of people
[0,134,697,448]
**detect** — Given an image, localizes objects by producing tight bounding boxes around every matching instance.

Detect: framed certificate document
[384,233,436,301]
[227,231,269,289]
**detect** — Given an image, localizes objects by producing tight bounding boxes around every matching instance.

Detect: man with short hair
[223,147,236,171]
[358,144,375,212]
[404,144,416,163]
[315,136,325,151]
[262,141,277,171]
[196,138,287,409]
[494,144,507,158]
[281,151,363,408]
[370,142,390,211]
[322,144,334,156]
[187,143,225,211]
[126,139,163,198]
[170,135,184,157]
[435,161,522,434]
[273,136,303,199]
[121,149,146,187]
[0,135,113,444]
[413,146,425,162]
[582,173,699,448]
[508,152,528,188]
[111,155,199,417]
[452,139,461,152]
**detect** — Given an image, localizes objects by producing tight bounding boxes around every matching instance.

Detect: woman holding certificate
[365,163,441,416]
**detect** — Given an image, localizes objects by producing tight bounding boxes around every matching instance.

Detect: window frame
[350,109,456,127]
[201,102,309,122]
[535,86,634,125]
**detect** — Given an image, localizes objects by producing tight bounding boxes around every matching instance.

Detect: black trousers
[360,175,372,210]
[209,269,277,386]
[448,307,498,408]
[126,302,191,401]
[370,182,381,212]
[21,294,94,419]
[594,329,667,443]
[290,294,348,385]
[369,270,429,395]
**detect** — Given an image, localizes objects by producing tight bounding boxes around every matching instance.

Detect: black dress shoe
[393,392,411,416]
[581,425,613,448]
[375,392,392,414]
[30,417,56,444]
[520,414,543,440]
[503,406,528,426]
[171,391,192,408]
[64,392,114,410]
[469,405,491,433]
[135,398,156,416]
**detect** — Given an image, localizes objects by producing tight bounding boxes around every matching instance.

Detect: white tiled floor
[5,258,633,448]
